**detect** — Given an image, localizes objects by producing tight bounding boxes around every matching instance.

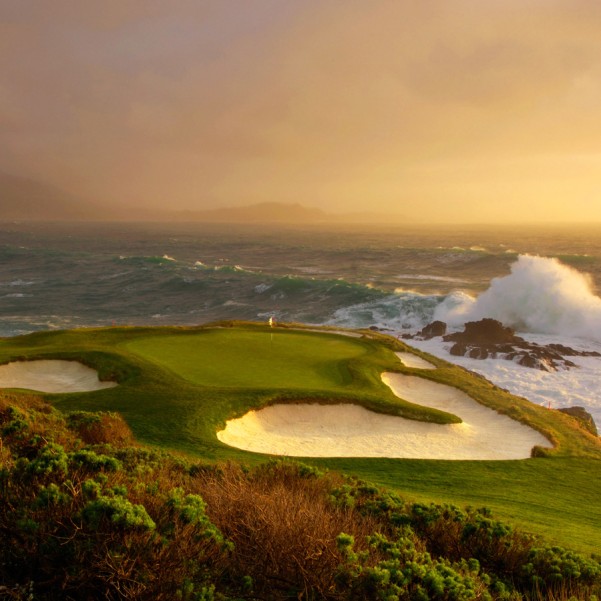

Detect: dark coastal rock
[404,320,447,340]
[407,317,596,373]
[558,406,598,436]
[548,344,601,358]
[443,318,519,345]
[419,320,447,339]
[442,318,589,372]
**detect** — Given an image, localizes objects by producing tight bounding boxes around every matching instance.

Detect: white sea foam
[408,335,601,429]
[0,279,35,287]
[327,291,443,331]
[434,255,601,341]
[395,274,468,283]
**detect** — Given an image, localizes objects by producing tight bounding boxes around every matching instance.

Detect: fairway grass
[124,329,370,390]
[0,322,600,555]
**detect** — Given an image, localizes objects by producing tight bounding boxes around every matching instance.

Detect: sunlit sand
[217,372,552,460]
[395,352,436,369]
[0,360,117,393]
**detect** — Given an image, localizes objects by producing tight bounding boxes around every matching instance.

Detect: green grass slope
[0,322,600,555]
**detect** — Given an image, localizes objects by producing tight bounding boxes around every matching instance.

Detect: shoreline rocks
[408,318,600,372]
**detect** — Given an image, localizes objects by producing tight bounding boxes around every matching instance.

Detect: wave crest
[435,255,601,340]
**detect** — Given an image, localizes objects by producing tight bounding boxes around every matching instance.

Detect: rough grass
[2,392,599,600]
[0,322,600,557]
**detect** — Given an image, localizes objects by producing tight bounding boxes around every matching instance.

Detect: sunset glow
[2,1,601,222]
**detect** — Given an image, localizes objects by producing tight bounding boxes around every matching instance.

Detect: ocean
[2,220,601,427]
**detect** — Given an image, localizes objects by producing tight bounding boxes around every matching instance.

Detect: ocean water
[1,220,601,427]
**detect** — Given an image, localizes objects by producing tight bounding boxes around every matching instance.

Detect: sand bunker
[395,352,436,369]
[217,373,552,459]
[0,360,117,393]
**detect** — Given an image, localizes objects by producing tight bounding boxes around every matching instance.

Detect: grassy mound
[0,322,600,556]
[1,392,599,600]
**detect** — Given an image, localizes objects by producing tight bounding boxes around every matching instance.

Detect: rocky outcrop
[410,318,600,372]
[444,318,516,345]
[418,320,447,339]
[558,406,598,436]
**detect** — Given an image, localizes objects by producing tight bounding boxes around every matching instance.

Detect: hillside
[0,172,397,223]
[172,201,328,223]
[0,173,327,223]
[0,172,105,221]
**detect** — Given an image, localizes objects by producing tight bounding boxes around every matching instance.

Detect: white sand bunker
[395,352,436,369]
[217,373,552,459]
[0,360,117,393]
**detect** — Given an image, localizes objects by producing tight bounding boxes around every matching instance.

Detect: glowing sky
[1,1,601,222]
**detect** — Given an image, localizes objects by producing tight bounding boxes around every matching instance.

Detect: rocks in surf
[411,318,600,372]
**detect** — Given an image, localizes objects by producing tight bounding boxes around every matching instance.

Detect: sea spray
[435,255,601,341]
[329,255,601,342]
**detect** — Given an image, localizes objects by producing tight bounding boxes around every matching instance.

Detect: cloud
[1,1,601,219]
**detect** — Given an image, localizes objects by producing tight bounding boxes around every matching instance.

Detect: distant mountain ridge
[0,173,106,221]
[172,202,327,223]
[0,172,398,224]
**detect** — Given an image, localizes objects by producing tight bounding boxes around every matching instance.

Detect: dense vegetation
[1,391,600,600]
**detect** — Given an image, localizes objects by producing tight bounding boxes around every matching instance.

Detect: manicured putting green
[124,329,371,389]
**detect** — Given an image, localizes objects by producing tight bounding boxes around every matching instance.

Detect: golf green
[124,328,373,390]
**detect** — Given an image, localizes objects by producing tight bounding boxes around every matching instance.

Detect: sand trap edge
[216,372,552,460]
[0,360,118,393]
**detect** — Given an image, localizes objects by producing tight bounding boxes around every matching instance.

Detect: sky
[1,0,601,223]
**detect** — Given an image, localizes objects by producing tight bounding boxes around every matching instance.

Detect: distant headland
[0,172,397,224]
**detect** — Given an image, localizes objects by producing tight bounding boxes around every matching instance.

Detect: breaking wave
[329,255,601,342]
[435,255,601,341]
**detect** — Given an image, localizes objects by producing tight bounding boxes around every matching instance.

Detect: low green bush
[1,393,599,600]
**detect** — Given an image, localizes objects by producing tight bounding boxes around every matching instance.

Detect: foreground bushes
[1,392,600,600]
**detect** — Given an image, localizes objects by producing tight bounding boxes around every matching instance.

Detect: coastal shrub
[1,394,600,600]
[67,410,134,446]
[69,448,122,472]
[323,477,601,600]
[335,530,490,600]
[193,460,382,599]
[80,494,156,530]
[25,442,69,477]
[0,394,232,600]
[34,482,70,508]
[1,406,29,437]
[520,546,601,596]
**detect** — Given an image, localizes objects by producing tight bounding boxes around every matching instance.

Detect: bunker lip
[217,372,552,460]
[395,352,436,369]
[0,360,117,393]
